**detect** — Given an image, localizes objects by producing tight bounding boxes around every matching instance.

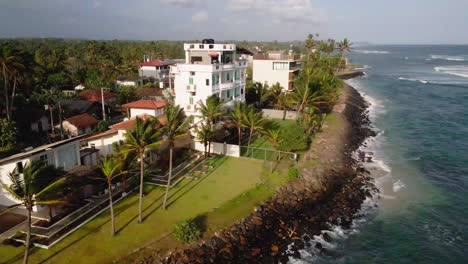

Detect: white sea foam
[398,77,428,84]
[430,55,467,61]
[434,66,468,78]
[354,49,390,54]
[392,180,406,192]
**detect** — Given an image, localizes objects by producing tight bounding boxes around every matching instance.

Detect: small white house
[0,137,83,209]
[121,99,167,118]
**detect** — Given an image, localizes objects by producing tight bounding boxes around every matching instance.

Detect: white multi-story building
[172,41,248,123]
[253,51,301,92]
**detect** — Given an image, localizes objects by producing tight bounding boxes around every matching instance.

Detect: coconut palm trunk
[163,145,173,210]
[23,206,31,264]
[238,126,242,145]
[138,151,144,223]
[107,182,115,236]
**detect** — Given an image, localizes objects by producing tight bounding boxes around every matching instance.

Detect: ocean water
[292,45,468,263]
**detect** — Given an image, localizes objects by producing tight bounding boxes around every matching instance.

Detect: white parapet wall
[261,109,298,120]
[192,141,240,157]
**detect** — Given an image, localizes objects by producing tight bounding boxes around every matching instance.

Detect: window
[189,97,194,105]
[189,77,193,85]
[40,154,49,165]
[226,72,230,81]
[273,62,289,70]
[206,79,210,86]
[190,71,195,75]
[212,75,215,85]
[191,57,202,63]
[199,44,204,49]
[209,44,214,49]
[227,89,231,98]
[241,88,244,95]
[190,44,194,49]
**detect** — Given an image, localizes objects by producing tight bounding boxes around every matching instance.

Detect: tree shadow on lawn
[164,157,225,209]
[36,196,143,263]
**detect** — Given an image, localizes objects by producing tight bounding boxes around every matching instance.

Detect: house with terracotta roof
[82,114,166,158]
[136,87,165,100]
[122,99,167,118]
[78,89,117,105]
[57,113,99,137]
[138,59,179,79]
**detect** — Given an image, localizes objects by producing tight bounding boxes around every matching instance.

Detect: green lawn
[0,156,267,264]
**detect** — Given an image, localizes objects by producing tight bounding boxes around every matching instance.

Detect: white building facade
[0,138,82,208]
[253,53,301,92]
[172,42,248,123]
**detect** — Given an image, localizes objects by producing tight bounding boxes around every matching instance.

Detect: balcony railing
[253,54,300,61]
[219,82,234,90]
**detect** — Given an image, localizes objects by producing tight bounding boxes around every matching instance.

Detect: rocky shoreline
[135,83,376,264]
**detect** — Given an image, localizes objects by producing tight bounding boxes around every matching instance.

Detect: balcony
[253,54,300,61]
[185,104,197,112]
[219,82,234,91]
[186,84,196,92]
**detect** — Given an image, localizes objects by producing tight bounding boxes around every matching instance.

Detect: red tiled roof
[138,59,177,67]
[136,88,163,97]
[121,100,167,110]
[79,89,117,102]
[109,114,166,130]
[64,113,99,128]
[82,129,118,141]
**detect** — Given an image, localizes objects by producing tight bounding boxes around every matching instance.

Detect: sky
[0,0,467,44]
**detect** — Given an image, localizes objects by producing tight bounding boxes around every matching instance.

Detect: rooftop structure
[253,51,301,92]
[173,39,248,124]
[121,99,167,118]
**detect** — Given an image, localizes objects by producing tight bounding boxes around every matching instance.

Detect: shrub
[287,167,299,180]
[173,219,202,244]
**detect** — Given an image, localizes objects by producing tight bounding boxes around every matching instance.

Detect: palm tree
[194,122,214,158]
[197,95,222,126]
[244,108,266,147]
[275,93,292,120]
[99,155,124,236]
[255,82,271,110]
[264,129,284,151]
[337,38,353,70]
[0,45,26,120]
[229,102,248,145]
[162,104,190,210]
[270,82,283,98]
[122,117,162,223]
[264,129,285,164]
[1,161,66,264]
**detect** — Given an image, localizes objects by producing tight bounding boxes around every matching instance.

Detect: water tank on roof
[202,39,215,44]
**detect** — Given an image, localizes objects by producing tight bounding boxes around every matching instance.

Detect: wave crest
[354,50,390,54]
[430,55,467,61]
[398,77,428,84]
[435,66,468,78]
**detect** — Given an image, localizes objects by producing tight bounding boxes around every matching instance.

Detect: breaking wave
[430,55,467,61]
[398,77,428,84]
[434,66,468,78]
[354,50,390,55]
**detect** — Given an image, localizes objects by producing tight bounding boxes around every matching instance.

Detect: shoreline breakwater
[136,83,376,264]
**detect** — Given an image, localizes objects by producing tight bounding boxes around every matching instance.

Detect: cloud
[227,0,320,23]
[160,0,205,8]
[93,1,102,8]
[192,10,209,23]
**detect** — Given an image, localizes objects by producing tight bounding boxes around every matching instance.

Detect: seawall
[135,83,375,263]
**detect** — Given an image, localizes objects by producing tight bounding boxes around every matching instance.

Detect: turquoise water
[294,46,468,263]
